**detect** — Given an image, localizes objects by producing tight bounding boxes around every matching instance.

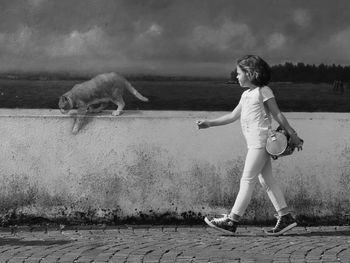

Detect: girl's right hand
[196,120,211,129]
[290,133,304,151]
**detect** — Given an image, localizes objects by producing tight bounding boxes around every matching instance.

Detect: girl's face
[236,66,251,88]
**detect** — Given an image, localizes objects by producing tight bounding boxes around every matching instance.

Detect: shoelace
[272,214,282,230]
[212,214,229,223]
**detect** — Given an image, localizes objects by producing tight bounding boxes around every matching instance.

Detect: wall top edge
[0,109,349,120]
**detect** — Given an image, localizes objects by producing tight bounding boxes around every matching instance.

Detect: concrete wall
[0,109,349,225]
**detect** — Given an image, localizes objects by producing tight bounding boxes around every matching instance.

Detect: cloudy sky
[0,0,349,76]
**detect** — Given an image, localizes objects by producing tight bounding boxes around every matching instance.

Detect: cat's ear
[60,96,72,106]
[59,95,71,114]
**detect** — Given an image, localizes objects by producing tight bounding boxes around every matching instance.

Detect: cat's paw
[112,110,123,116]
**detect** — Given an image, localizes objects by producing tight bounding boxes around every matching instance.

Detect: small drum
[266,126,301,159]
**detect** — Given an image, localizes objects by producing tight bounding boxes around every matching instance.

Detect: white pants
[230,148,287,217]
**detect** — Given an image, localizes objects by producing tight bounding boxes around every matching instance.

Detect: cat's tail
[125,82,149,102]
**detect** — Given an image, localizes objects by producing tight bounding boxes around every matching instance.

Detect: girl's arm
[197,103,241,129]
[265,98,303,150]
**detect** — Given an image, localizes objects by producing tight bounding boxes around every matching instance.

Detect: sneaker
[265,213,297,236]
[204,214,238,235]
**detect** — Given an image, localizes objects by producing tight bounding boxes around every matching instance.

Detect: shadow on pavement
[219,229,350,237]
[0,237,72,246]
[286,230,350,237]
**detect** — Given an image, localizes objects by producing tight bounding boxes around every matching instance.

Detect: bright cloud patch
[328,28,350,57]
[143,24,163,37]
[130,23,164,58]
[134,23,163,44]
[191,21,255,51]
[28,0,45,8]
[0,26,34,54]
[266,33,286,50]
[293,9,311,27]
[331,28,350,46]
[47,27,109,57]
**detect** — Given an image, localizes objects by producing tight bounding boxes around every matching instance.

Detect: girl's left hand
[196,120,210,129]
[290,133,303,151]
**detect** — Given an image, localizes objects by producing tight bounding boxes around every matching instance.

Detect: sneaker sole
[265,222,297,236]
[204,217,235,236]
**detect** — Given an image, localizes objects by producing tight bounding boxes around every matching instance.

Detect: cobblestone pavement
[0,225,349,262]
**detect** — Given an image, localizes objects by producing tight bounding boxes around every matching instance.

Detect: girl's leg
[204,148,267,234]
[229,148,269,219]
[259,156,297,235]
[258,158,288,215]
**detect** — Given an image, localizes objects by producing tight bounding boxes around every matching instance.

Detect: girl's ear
[246,71,254,81]
[247,71,259,82]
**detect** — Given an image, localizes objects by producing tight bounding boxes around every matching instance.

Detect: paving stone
[0,225,349,262]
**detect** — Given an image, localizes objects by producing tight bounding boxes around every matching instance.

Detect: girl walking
[197,55,303,236]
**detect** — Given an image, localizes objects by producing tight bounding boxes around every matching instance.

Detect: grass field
[0,79,349,112]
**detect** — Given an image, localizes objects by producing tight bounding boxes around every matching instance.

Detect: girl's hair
[236,55,271,86]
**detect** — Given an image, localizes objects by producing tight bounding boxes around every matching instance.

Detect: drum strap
[258,87,272,130]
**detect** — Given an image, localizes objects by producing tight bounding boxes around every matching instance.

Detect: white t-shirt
[238,86,274,149]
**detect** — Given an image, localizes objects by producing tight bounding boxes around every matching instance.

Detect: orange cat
[59,72,149,134]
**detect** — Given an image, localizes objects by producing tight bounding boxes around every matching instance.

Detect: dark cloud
[0,0,349,76]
